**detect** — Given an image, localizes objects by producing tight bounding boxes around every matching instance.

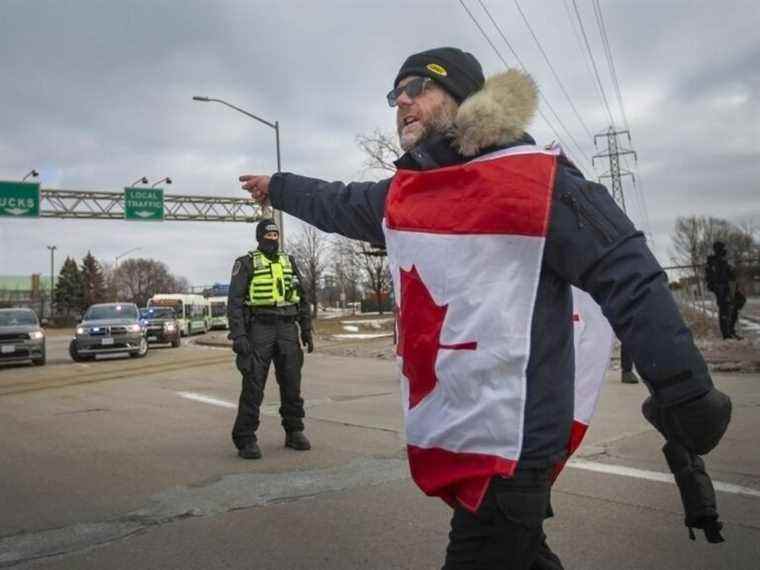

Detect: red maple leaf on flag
[397,265,477,409]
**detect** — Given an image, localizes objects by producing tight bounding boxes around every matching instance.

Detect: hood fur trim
[452,69,538,157]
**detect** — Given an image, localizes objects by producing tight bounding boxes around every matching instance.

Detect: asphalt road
[0,338,758,569]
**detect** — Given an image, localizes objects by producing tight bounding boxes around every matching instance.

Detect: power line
[590,0,651,240]
[456,0,582,169]
[592,0,630,132]
[471,0,594,171]
[511,0,595,141]
[570,0,615,126]
[561,0,608,118]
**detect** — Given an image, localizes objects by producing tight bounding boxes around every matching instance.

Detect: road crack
[0,457,408,567]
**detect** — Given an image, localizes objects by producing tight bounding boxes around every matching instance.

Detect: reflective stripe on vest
[247,251,300,307]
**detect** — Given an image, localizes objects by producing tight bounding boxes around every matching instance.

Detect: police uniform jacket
[227,250,311,339]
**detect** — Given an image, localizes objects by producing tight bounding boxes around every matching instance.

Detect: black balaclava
[256,219,279,257]
[713,241,726,257]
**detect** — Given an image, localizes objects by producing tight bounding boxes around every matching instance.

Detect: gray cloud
[2,0,758,285]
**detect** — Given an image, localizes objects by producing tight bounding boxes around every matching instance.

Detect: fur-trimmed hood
[452,69,538,157]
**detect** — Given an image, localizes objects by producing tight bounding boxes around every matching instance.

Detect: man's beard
[398,101,458,152]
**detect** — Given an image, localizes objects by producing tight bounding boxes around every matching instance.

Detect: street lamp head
[193,96,210,102]
[22,169,39,181]
[151,176,172,188]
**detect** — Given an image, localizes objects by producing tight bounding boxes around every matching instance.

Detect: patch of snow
[330,333,394,340]
[340,318,394,327]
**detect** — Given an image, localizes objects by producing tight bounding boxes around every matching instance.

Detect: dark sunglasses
[386,77,432,107]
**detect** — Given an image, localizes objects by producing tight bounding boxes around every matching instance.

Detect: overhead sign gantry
[0,182,264,223]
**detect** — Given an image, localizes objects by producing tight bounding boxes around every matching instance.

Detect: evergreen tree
[81,251,107,306]
[55,257,85,319]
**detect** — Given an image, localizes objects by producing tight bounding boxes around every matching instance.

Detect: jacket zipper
[560,192,613,244]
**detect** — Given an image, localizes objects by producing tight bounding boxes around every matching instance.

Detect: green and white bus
[148,294,209,336]
[208,296,229,330]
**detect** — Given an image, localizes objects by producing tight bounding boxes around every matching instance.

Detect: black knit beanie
[394,47,485,103]
[256,219,279,241]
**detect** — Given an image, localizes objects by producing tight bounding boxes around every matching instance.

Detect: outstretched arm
[240,173,391,245]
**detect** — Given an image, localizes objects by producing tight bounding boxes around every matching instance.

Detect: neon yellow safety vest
[247,251,300,307]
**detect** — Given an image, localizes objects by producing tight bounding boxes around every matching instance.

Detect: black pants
[231,316,305,450]
[730,291,746,336]
[716,297,732,339]
[621,346,634,373]
[443,467,563,570]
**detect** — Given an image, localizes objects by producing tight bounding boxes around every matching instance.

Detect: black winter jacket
[267,68,712,466]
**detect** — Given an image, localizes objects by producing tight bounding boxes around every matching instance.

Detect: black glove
[662,441,724,543]
[301,329,314,353]
[645,388,732,455]
[643,397,726,544]
[232,335,251,355]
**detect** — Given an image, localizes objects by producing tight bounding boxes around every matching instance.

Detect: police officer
[227,219,314,459]
[706,241,743,340]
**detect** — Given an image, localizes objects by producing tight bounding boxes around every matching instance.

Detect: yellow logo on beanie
[426,63,448,76]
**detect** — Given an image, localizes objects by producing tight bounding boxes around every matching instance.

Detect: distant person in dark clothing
[705,241,744,340]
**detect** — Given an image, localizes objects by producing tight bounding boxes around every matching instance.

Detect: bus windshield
[211,302,226,317]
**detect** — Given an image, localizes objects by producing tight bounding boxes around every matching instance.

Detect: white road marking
[177,391,236,409]
[569,458,760,498]
[177,391,332,413]
[177,391,760,500]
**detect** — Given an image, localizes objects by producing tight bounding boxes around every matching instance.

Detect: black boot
[238,440,262,460]
[285,431,311,451]
[621,371,639,384]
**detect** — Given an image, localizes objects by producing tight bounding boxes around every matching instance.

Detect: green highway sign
[0,181,40,217]
[124,187,164,221]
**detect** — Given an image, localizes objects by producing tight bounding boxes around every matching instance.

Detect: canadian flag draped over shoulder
[383,145,613,511]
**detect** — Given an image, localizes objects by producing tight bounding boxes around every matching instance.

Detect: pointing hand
[240,174,272,204]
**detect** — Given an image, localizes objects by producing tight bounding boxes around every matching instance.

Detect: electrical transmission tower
[592,127,637,213]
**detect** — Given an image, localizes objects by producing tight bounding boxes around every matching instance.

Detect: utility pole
[592,127,637,214]
[46,245,57,318]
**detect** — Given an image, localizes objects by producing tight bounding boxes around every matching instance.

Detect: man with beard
[236,47,731,568]
[227,219,314,460]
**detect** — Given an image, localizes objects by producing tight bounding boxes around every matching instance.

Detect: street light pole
[46,245,57,318]
[192,96,284,245]
[115,247,142,267]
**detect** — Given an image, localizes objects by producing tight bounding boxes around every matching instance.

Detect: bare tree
[671,215,758,291]
[290,225,329,317]
[355,129,402,174]
[357,242,391,314]
[332,236,364,307]
[111,258,188,307]
[352,128,399,313]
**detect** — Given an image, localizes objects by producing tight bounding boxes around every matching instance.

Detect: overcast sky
[1,0,758,287]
